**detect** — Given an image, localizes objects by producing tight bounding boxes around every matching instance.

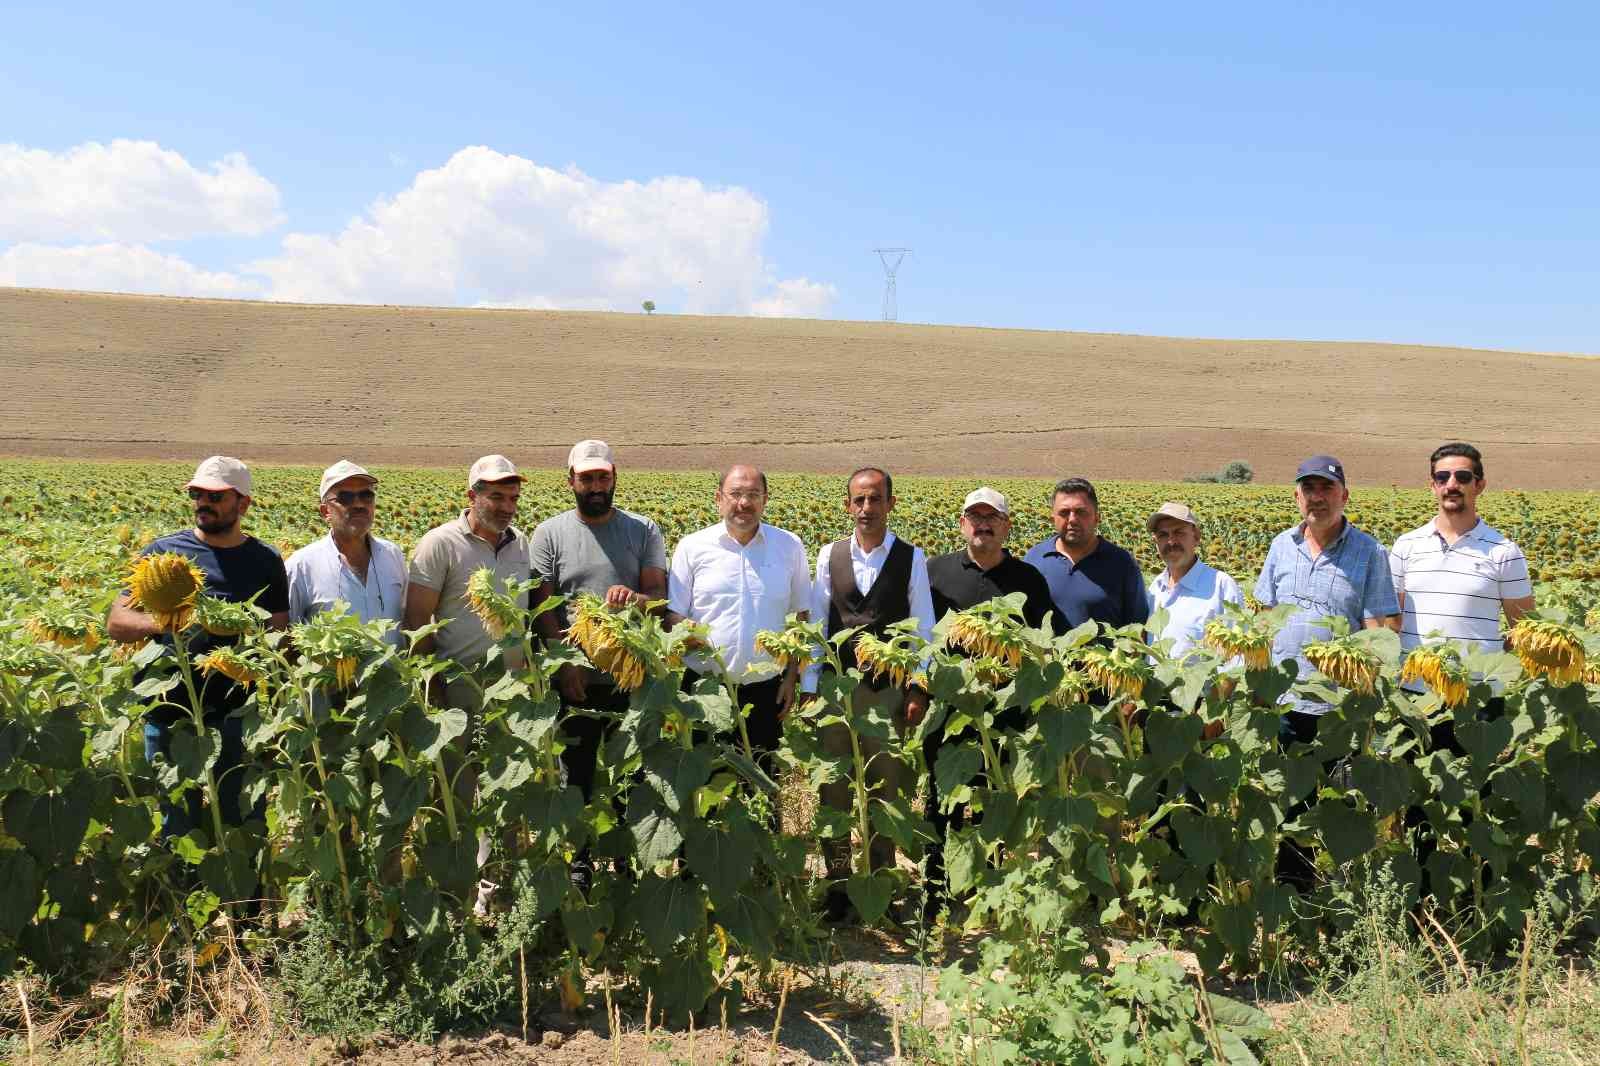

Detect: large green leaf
[1144,712,1204,769]
[1037,703,1093,761]
[1257,751,1319,805]
[1171,809,1227,867]
[944,827,983,895]
[684,821,755,904]
[1309,800,1376,865]
[1349,754,1412,816]
[870,797,935,858]
[846,869,895,925]
[376,763,428,826]
[934,743,983,797]
[634,873,707,955]
[0,851,41,937]
[626,790,684,865]
[1455,718,1512,778]
[168,729,218,783]
[3,771,95,867]
[26,706,87,770]
[712,884,779,960]
[400,704,469,762]
[1546,740,1600,812]
[644,745,713,814]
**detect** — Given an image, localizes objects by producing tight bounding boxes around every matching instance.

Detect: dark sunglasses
[330,488,377,505]
[1431,470,1478,486]
[186,488,233,503]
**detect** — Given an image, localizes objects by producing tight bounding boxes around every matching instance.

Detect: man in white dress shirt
[667,464,811,776]
[804,467,935,919]
[1145,501,1243,663]
[285,460,407,640]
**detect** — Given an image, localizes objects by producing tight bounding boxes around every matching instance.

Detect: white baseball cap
[319,460,378,500]
[468,454,524,488]
[1146,501,1199,532]
[187,456,252,497]
[568,439,616,474]
[962,486,1009,517]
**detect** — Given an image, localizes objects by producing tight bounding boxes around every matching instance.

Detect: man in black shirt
[108,456,289,839]
[923,487,1054,912]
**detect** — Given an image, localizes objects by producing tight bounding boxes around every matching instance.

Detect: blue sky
[3,2,1598,351]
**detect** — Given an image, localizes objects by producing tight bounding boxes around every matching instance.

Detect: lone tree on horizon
[642,300,656,315]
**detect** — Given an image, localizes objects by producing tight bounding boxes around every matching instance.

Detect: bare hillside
[2,287,1596,488]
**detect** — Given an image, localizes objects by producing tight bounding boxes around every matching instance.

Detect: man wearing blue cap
[1254,456,1400,744]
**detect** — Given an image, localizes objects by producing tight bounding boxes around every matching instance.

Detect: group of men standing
[107,438,1535,920]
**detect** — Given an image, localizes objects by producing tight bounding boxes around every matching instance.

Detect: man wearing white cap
[531,440,668,808]
[285,461,407,641]
[107,456,290,838]
[404,454,532,679]
[1145,502,1243,663]
[922,486,1054,913]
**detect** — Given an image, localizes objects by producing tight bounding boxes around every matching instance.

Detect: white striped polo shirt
[1388,518,1531,654]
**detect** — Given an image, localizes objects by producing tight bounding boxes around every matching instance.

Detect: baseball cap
[568,439,615,474]
[468,454,524,488]
[319,460,378,500]
[962,486,1009,516]
[187,456,252,497]
[1295,455,1346,485]
[1146,501,1199,533]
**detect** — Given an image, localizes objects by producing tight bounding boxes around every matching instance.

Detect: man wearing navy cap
[1253,456,1400,743]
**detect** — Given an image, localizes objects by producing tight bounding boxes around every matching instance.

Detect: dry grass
[3,287,1599,488]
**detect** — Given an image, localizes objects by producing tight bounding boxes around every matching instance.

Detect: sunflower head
[945,610,1027,669]
[754,624,817,673]
[466,567,522,641]
[1302,635,1383,696]
[1400,644,1470,708]
[128,552,206,631]
[1080,645,1153,702]
[1507,618,1587,686]
[1202,617,1274,670]
[26,595,103,652]
[567,594,650,691]
[196,648,264,688]
[193,594,266,638]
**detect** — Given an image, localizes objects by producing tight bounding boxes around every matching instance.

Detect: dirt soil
[3,287,1598,488]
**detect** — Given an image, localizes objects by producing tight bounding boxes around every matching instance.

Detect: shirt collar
[852,530,897,562]
[456,510,516,550]
[1429,516,1485,543]
[961,548,1011,572]
[720,521,766,547]
[1292,517,1350,551]
[1155,558,1211,594]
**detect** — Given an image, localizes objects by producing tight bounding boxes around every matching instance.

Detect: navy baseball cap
[1295,455,1346,485]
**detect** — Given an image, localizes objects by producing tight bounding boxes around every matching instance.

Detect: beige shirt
[408,511,531,666]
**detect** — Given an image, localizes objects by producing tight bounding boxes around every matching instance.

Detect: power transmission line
[873,247,910,322]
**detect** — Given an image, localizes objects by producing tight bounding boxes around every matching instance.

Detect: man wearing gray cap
[1145,502,1243,663]
[1254,456,1399,743]
[285,460,407,641]
[531,440,668,800]
[107,456,289,839]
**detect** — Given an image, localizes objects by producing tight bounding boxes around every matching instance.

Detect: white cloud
[751,277,838,318]
[0,242,259,298]
[249,146,832,317]
[0,139,282,242]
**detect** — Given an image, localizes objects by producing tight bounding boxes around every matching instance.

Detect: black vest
[826,535,916,674]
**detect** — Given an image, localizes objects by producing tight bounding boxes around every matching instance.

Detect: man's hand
[777,672,799,718]
[1202,718,1225,741]
[557,663,589,704]
[903,686,930,726]
[604,585,638,610]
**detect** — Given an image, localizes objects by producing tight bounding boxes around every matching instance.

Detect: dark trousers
[144,712,257,840]
[560,681,632,802]
[1276,710,1327,892]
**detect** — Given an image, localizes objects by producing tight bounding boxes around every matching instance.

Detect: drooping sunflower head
[466,567,522,641]
[852,631,921,690]
[193,594,265,638]
[945,611,1027,669]
[196,648,265,688]
[567,594,650,691]
[1303,636,1383,696]
[127,552,205,631]
[1507,618,1587,686]
[26,595,103,652]
[1202,618,1273,670]
[754,624,816,674]
[1047,665,1093,707]
[1400,644,1470,708]
[1080,645,1152,702]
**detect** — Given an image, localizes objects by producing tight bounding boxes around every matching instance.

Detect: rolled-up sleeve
[667,540,695,619]
[1362,544,1400,619]
[802,546,832,693]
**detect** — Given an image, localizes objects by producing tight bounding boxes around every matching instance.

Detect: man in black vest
[802,467,934,922]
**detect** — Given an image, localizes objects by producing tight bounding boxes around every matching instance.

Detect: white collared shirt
[667,520,812,679]
[1389,518,1531,655]
[1148,558,1244,661]
[803,531,935,691]
[286,533,408,643]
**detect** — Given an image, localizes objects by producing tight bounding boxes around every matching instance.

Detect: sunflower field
[3,458,1600,1042]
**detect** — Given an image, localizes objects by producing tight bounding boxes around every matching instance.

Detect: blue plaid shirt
[1254,519,1399,713]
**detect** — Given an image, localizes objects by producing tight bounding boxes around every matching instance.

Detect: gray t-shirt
[530,508,668,608]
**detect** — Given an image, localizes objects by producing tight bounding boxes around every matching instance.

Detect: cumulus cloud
[248,146,832,317]
[0,242,259,299]
[0,139,282,242]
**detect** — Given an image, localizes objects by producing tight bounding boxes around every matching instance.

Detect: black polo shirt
[928,549,1057,631]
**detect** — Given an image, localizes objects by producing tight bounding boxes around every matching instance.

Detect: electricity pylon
[874,248,910,322]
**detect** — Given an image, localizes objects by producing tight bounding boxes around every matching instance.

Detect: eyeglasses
[187,488,232,503]
[722,491,766,504]
[1431,470,1478,486]
[331,489,377,505]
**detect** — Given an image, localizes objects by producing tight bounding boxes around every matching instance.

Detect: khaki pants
[819,682,909,879]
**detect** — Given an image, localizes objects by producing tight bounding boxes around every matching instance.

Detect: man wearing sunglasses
[285,460,407,642]
[1389,443,1534,682]
[107,455,290,838]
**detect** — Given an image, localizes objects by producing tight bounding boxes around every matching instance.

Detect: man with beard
[1145,502,1244,663]
[107,456,290,838]
[922,487,1053,912]
[804,466,935,921]
[1023,477,1148,632]
[1254,456,1400,744]
[666,464,811,779]
[530,440,667,879]
[286,460,407,640]
[1389,443,1533,700]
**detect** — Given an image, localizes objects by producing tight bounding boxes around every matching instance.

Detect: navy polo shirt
[1022,535,1150,632]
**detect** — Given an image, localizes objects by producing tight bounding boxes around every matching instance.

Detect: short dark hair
[1429,442,1483,480]
[1050,477,1098,508]
[718,465,769,494]
[848,466,893,498]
